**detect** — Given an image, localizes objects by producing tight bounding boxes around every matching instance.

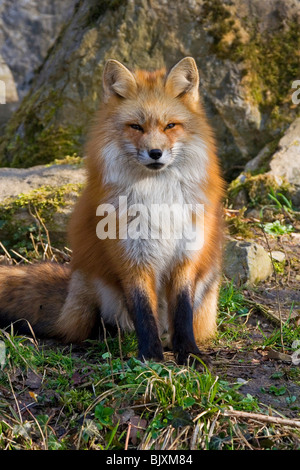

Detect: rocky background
[0,0,299,289]
[0,0,299,173]
[0,0,76,129]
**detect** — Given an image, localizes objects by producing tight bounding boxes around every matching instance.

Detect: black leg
[128,290,164,361]
[172,290,203,365]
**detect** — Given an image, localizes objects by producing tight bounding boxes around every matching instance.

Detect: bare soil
[212,228,300,419]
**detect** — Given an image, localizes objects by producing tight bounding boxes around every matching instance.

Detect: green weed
[259,305,299,352]
[263,220,294,236]
[217,280,250,343]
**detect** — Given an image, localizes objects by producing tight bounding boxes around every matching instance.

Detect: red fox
[0,57,224,364]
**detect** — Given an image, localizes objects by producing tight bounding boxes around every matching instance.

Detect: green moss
[0,90,82,168]
[2,183,82,213]
[227,173,292,208]
[201,0,241,56]
[0,183,83,258]
[226,208,254,238]
[46,153,83,167]
[240,22,299,113]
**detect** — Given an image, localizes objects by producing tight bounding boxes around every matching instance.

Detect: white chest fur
[118,173,205,279]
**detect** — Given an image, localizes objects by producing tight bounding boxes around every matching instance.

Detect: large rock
[0,0,76,100]
[0,0,299,170]
[269,118,300,186]
[0,161,86,202]
[245,117,300,182]
[269,118,300,208]
[224,240,273,286]
[0,162,85,252]
[243,117,300,207]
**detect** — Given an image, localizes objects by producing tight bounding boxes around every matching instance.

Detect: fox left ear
[165,57,199,101]
[102,59,137,102]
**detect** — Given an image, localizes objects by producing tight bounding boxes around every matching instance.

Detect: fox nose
[148,149,163,160]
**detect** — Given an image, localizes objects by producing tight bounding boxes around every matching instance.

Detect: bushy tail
[0,262,71,339]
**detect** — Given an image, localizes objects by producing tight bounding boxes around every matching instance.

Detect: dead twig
[10,249,33,264]
[0,241,12,260]
[28,204,54,260]
[124,422,132,450]
[223,409,300,429]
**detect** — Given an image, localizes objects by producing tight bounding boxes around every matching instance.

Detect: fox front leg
[167,263,212,367]
[123,273,163,362]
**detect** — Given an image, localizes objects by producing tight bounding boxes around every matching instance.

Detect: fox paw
[137,339,164,362]
[174,347,212,370]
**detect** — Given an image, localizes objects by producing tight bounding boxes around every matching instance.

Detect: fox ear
[103,60,137,101]
[165,57,199,100]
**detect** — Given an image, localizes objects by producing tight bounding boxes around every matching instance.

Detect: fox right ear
[102,60,137,102]
[165,57,199,101]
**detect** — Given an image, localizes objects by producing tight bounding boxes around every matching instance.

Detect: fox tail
[0,262,71,339]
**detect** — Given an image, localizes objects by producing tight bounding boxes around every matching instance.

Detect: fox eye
[165,123,176,130]
[130,124,144,132]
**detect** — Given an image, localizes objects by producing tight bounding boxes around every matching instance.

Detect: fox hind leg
[193,276,220,344]
[56,270,99,342]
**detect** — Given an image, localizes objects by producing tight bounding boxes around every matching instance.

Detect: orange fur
[67,57,225,361]
[0,263,70,337]
[0,58,224,364]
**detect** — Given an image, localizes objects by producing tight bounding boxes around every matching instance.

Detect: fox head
[94,57,212,184]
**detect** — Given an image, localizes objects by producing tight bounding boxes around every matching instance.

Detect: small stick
[10,249,33,264]
[223,409,300,428]
[29,232,40,257]
[0,240,11,259]
[124,422,132,450]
